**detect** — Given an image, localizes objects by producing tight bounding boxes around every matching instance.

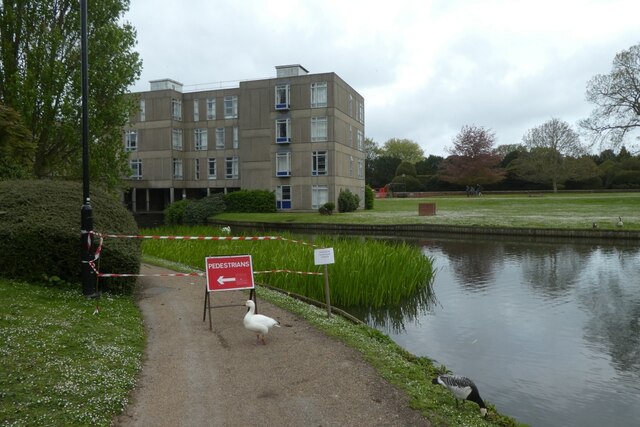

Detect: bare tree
[513,118,594,192]
[439,125,505,186]
[580,43,640,153]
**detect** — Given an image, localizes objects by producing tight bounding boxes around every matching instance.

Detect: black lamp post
[80,0,96,297]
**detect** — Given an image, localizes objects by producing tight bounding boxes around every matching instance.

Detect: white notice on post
[314,248,335,265]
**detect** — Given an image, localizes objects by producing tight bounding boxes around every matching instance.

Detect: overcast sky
[124,0,639,157]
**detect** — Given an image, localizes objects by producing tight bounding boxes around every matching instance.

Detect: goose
[432,374,487,417]
[617,217,623,227]
[592,222,598,229]
[221,226,231,234]
[243,300,280,344]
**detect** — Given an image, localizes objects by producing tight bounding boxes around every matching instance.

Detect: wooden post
[323,264,331,317]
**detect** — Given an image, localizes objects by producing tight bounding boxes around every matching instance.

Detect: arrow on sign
[217,275,237,286]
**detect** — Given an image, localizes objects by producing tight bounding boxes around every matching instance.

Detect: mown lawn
[215,192,640,229]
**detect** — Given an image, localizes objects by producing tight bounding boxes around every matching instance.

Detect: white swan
[244,300,280,344]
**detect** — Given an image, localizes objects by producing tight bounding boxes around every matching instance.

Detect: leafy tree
[395,161,417,177]
[366,156,401,189]
[0,1,142,188]
[513,118,593,192]
[364,137,380,184]
[380,138,424,163]
[580,43,640,152]
[439,125,505,186]
[415,154,443,175]
[0,103,34,179]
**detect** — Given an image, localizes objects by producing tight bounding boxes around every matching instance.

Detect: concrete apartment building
[123,65,365,213]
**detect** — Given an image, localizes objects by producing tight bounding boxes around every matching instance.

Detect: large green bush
[164,199,191,225]
[183,194,226,224]
[224,190,276,212]
[0,180,140,293]
[338,189,360,213]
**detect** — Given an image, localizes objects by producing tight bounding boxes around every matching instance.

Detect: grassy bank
[213,193,640,230]
[0,278,144,426]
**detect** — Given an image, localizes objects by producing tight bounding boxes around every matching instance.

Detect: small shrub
[364,185,375,210]
[319,202,335,215]
[164,199,191,225]
[183,194,226,225]
[224,190,276,213]
[338,189,360,213]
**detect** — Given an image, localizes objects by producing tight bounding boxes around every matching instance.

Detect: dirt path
[112,264,431,427]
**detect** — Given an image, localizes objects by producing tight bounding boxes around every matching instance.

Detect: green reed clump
[140,226,434,309]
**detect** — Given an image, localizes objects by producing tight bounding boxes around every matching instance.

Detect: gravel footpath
[112,264,431,427]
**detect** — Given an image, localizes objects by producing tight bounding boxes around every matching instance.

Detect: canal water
[358,236,640,427]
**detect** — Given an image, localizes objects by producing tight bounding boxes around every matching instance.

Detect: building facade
[123,65,365,212]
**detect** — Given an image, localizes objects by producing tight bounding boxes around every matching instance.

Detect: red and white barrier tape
[254,269,323,276]
[98,272,204,278]
[83,230,323,278]
[89,266,322,278]
[82,231,319,247]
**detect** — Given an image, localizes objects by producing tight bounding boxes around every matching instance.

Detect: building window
[357,129,364,151]
[358,101,365,124]
[233,126,239,149]
[171,98,182,120]
[193,99,199,122]
[125,130,137,152]
[208,158,217,179]
[129,159,142,180]
[312,185,328,209]
[349,156,354,177]
[276,119,291,143]
[276,185,291,209]
[275,84,290,110]
[276,152,291,177]
[310,82,327,108]
[172,128,183,150]
[311,117,328,142]
[194,158,201,180]
[358,159,364,179]
[312,151,328,176]
[225,156,238,179]
[207,98,216,120]
[173,158,183,180]
[348,94,353,117]
[224,96,238,119]
[349,125,353,147]
[216,127,225,149]
[140,99,145,122]
[194,128,208,151]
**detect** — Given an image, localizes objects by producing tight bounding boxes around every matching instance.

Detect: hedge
[0,180,140,293]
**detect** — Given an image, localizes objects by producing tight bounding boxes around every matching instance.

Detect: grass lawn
[215,192,640,230]
[0,278,144,426]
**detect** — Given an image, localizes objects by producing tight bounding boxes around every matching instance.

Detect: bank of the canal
[208,219,640,240]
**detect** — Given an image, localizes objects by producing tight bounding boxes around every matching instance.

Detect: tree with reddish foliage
[439,125,505,187]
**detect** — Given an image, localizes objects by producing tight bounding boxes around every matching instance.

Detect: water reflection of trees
[421,239,505,291]
[345,275,438,333]
[579,272,640,376]
[519,244,591,299]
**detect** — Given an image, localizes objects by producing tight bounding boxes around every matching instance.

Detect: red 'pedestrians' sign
[205,255,255,292]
